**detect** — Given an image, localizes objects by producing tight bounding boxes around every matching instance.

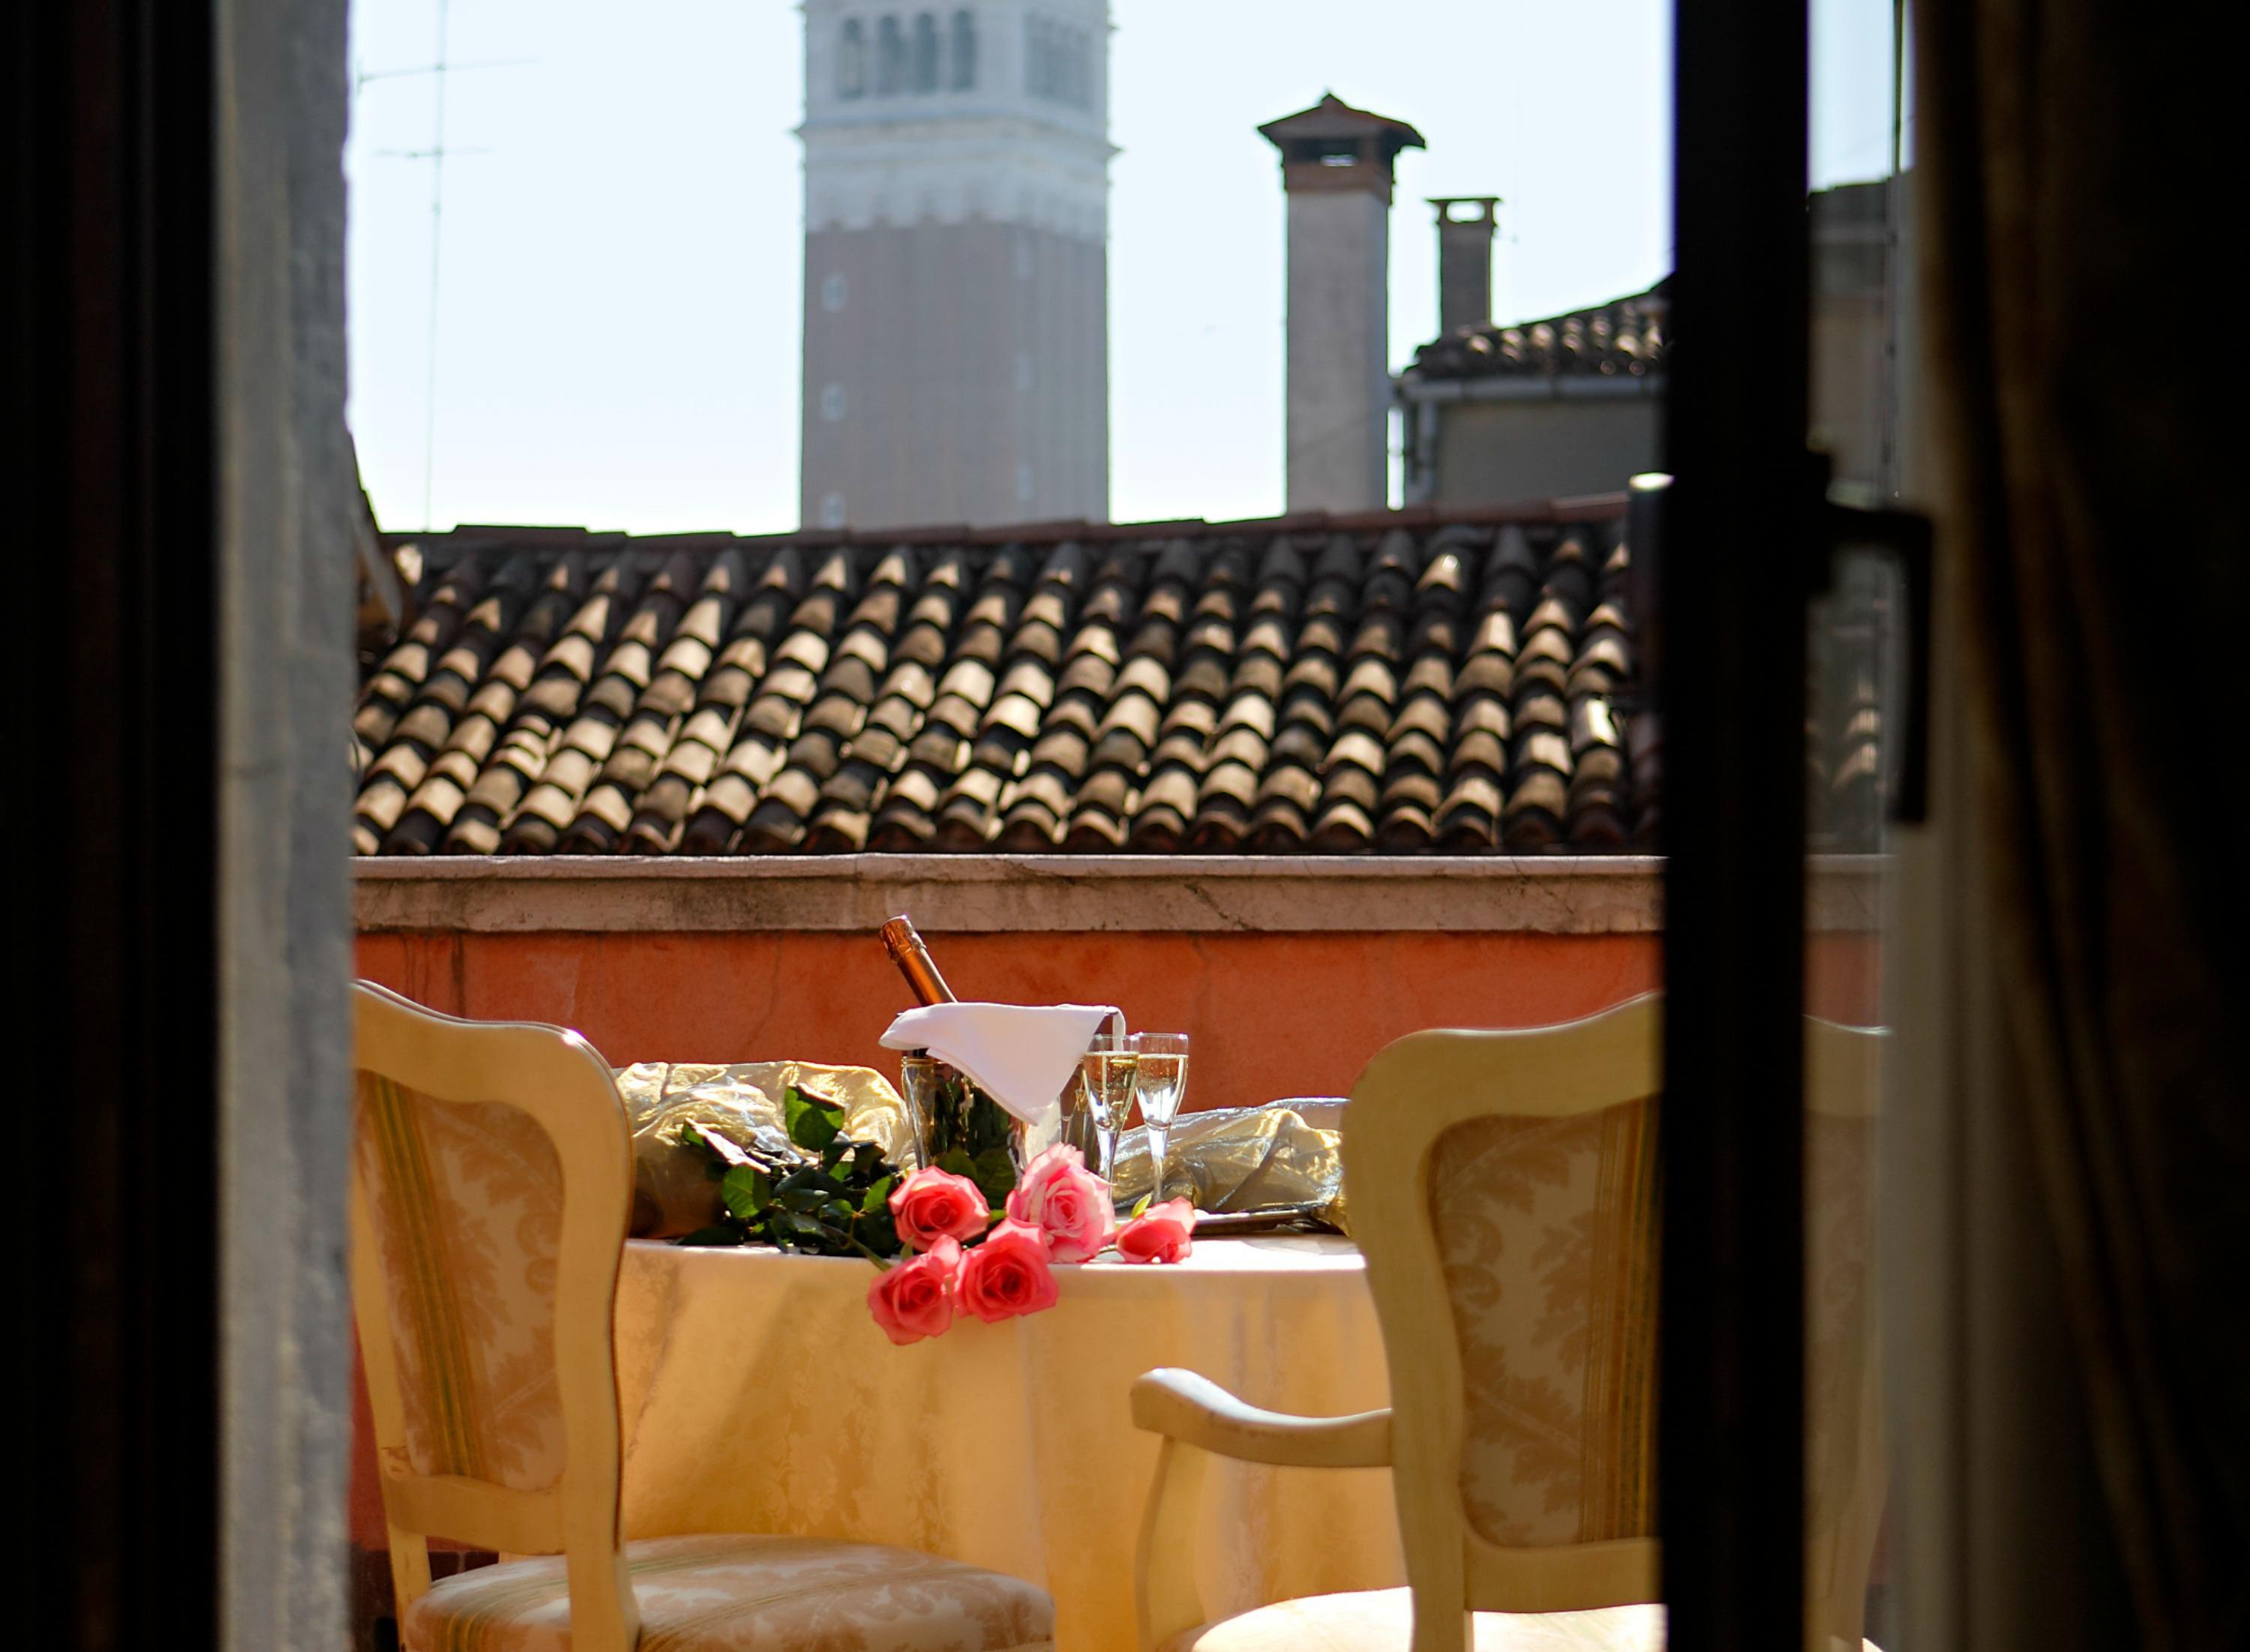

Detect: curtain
[1916,2,2248,1645]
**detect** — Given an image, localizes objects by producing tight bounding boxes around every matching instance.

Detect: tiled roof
[1409,282,1669,382]
[350,508,1665,857]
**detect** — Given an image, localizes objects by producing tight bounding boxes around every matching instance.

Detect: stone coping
[356,855,1890,936]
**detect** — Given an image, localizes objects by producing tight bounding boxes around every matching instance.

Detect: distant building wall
[1809,178,1896,488]
[1426,394,1661,504]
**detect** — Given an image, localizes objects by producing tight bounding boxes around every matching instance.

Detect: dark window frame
[1658,0,1814,1648]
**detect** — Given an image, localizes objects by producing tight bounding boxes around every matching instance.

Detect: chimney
[1258,93,1425,515]
[1430,196,1499,334]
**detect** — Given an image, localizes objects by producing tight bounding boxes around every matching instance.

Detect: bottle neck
[880,916,957,1006]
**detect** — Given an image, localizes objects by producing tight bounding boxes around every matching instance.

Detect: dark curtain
[1918,3,2248,1645]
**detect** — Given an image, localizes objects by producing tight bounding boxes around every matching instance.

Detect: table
[613,1232,1405,1652]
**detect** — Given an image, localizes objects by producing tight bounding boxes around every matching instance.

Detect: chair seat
[1161,1591,1882,1652]
[1160,1591,1664,1652]
[404,1532,1054,1652]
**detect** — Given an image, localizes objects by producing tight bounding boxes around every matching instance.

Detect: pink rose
[1004,1144,1115,1264]
[955,1219,1061,1324]
[888,1165,990,1252]
[866,1236,961,1345]
[1115,1198,1196,1265]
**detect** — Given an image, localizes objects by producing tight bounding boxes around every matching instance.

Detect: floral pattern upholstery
[1158,1589,1665,1652]
[1426,1100,1660,1549]
[403,1534,1054,1652]
[356,1073,569,1491]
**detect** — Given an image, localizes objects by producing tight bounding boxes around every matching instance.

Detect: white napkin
[880,1002,1121,1126]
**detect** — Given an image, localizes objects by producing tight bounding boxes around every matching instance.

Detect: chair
[1130,994,1883,1652]
[350,981,1054,1652]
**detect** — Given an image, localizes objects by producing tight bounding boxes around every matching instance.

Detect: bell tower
[800,1,1113,530]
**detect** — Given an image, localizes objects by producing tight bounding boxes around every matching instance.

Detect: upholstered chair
[350,980,1054,1652]
[1130,994,1884,1652]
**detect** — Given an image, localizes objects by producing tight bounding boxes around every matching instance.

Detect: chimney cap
[1430,196,1502,223]
[1257,91,1426,156]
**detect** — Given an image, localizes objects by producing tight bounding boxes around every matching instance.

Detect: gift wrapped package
[1106,1103,1348,1231]
[616,1061,912,1238]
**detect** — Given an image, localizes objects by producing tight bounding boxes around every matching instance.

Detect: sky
[345,0,1900,535]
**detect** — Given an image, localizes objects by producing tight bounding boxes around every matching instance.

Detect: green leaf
[964,1092,1013,1158]
[969,1146,1018,1207]
[1129,1192,1151,1220]
[784,1087,845,1152]
[937,1147,977,1180]
[720,1165,774,1222]
[675,1225,742,1247]
[776,1186,829,1214]
[860,1174,895,1216]
[853,1141,885,1177]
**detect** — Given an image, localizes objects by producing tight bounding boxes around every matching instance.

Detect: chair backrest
[1344,994,1884,1651]
[350,981,641,1652]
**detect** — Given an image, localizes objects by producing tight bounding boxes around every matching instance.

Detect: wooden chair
[1131,994,1884,1652]
[351,980,1054,1652]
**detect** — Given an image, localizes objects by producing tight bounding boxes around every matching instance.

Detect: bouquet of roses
[870,1143,1196,1345]
[671,1087,1194,1345]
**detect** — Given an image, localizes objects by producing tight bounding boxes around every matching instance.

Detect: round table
[613,1232,1405,1652]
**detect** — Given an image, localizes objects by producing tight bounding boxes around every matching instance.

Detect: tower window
[950,10,976,90]
[1025,15,1048,99]
[820,383,848,421]
[820,493,848,529]
[877,16,907,94]
[912,13,940,92]
[821,272,848,312]
[837,19,866,99]
[1026,16,1090,108]
[1068,27,1090,107]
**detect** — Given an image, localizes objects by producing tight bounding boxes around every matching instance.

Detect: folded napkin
[879,1001,1120,1126]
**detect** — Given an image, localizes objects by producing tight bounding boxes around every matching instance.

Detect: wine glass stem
[1094,1121,1118,1186]
[1146,1123,1171,1201]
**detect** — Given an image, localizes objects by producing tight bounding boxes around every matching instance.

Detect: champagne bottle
[879,915,957,1006]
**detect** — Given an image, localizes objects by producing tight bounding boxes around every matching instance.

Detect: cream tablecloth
[614,1233,1404,1652]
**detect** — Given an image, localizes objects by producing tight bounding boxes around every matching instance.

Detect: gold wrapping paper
[616,1062,912,1238]
[1108,1105,1348,1231]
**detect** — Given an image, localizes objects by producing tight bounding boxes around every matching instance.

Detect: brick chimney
[1258,93,1425,514]
[1430,196,1499,334]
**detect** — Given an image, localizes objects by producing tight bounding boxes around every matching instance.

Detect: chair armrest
[1130,1369,1392,1468]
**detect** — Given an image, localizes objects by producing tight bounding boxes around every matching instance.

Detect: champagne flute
[1076,1030,1138,1186]
[1131,1033,1190,1203]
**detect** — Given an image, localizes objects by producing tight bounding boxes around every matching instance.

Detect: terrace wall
[353,856,1882,1102]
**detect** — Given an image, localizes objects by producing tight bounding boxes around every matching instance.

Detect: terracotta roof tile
[1410,283,1670,383]
[354,508,1715,857]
